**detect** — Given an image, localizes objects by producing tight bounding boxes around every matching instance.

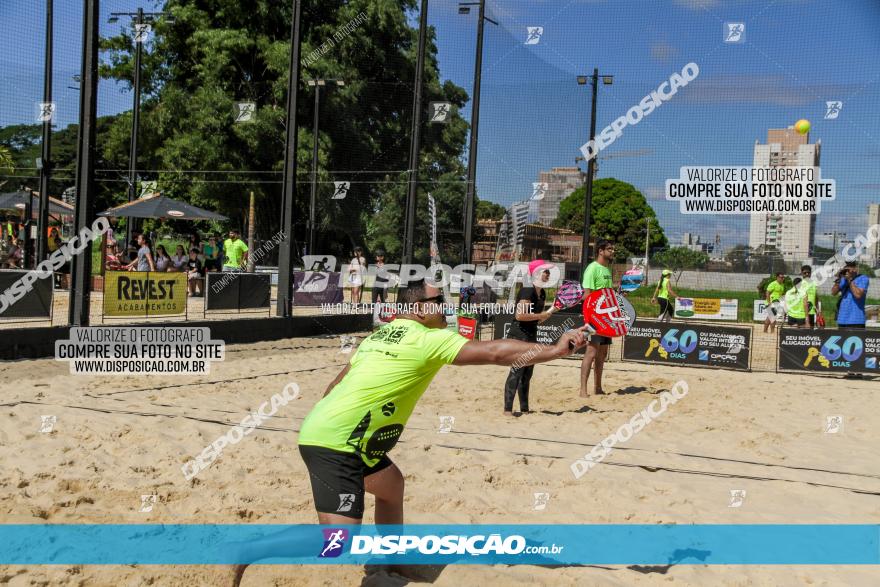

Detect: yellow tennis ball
[794,119,811,135]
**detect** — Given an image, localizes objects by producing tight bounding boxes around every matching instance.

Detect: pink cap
[528,259,548,275]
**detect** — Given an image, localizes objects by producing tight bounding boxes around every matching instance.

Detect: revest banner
[674,297,738,321]
[623,319,751,371]
[778,328,880,375]
[103,271,187,317]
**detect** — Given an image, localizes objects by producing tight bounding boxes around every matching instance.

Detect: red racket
[582,287,637,337]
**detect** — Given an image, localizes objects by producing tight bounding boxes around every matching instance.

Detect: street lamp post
[305,78,344,256]
[109,8,173,252]
[459,1,497,265]
[577,70,613,273]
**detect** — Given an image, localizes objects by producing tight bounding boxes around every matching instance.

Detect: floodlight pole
[276,0,304,318]
[461,0,495,265]
[36,0,54,266]
[402,0,428,266]
[69,0,100,326]
[581,69,598,273]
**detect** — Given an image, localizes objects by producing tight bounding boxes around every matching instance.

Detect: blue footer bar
[1,525,878,565]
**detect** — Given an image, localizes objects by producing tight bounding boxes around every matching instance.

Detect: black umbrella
[98,194,227,221]
[0,190,74,215]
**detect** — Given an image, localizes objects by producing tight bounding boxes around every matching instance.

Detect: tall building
[748,127,821,262]
[682,232,714,255]
[869,203,880,266]
[536,167,583,225]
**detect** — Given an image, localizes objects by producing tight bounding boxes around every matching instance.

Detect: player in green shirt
[297,278,588,524]
[580,239,615,398]
[763,272,785,333]
[222,229,249,271]
[784,277,809,328]
[651,268,678,322]
[800,265,818,329]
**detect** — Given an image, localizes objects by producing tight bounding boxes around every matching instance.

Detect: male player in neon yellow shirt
[223,279,587,585]
[800,265,818,329]
[298,278,588,525]
[580,239,615,397]
[763,272,785,333]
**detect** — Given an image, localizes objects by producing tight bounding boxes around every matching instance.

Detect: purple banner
[293,271,344,306]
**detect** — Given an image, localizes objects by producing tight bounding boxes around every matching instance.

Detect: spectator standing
[222,230,248,271]
[47,227,61,254]
[348,246,367,303]
[371,249,390,304]
[763,272,786,333]
[125,234,155,272]
[832,261,869,329]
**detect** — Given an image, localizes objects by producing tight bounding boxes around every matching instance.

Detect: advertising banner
[493,310,585,354]
[753,299,774,322]
[103,271,186,317]
[293,271,344,306]
[674,297,738,321]
[0,270,52,319]
[622,319,751,371]
[457,315,478,340]
[777,328,880,375]
[206,273,271,311]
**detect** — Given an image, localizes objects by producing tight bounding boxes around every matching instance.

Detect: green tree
[476,199,506,220]
[97,0,469,262]
[553,178,667,260]
[725,244,750,272]
[0,145,13,172]
[653,247,709,278]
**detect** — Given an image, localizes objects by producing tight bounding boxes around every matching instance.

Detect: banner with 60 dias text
[623,320,752,371]
[777,328,880,375]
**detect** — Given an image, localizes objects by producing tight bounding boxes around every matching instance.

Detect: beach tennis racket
[582,287,637,337]
[546,280,585,315]
[619,268,644,293]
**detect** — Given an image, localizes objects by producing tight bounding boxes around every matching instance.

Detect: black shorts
[787,316,806,326]
[299,444,393,518]
[590,335,612,346]
[204,259,221,271]
[838,323,866,330]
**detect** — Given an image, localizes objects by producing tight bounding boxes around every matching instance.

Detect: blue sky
[2,0,879,251]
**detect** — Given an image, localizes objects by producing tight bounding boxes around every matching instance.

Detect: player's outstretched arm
[452,327,588,367]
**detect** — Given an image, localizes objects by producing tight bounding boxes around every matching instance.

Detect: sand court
[1,333,878,586]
